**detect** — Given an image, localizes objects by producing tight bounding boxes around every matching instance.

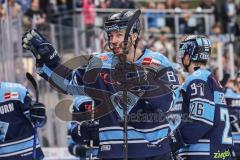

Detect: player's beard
[110,41,132,55]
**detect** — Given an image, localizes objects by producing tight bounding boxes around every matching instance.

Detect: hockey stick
[26,72,39,160]
[119,9,141,160]
[89,100,95,160]
[26,72,39,102]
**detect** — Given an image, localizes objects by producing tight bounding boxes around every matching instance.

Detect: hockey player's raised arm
[22,29,77,94]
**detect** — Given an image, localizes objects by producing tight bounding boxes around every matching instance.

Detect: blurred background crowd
[0,0,239,158]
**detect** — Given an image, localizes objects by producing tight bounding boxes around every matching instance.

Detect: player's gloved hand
[22,29,60,65]
[30,102,46,127]
[71,121,99,143]
[68,144,88,157]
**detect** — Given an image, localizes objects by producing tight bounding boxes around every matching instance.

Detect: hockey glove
[30,102,46,127]
[68,144,87,157]
[71,121,99,144]
[22,29,60,66]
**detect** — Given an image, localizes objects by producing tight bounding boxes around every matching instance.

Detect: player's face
[108,29,126,54]
[182,54,191,71]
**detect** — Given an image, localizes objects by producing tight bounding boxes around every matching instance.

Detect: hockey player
[169,35,234,160]
[0,81,46,160]
[67,96,99,159]
[22,9,180,159]
[225,79,240,159]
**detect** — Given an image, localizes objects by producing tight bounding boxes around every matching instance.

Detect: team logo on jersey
[110,91,139,120]
[142,57,160,70]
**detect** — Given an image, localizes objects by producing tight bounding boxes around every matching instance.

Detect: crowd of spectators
[0,0,239,81]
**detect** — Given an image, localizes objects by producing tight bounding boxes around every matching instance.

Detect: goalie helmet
[179,35,211,63]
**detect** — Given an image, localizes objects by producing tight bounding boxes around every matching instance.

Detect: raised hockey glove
[22,29,60,65]
[71,121,99,144]
[30,102,46,127]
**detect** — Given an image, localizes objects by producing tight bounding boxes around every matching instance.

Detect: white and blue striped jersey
[0,82,44,160]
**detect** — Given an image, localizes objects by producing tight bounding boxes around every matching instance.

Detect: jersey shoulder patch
[0,82,27,103]
[138,49,173,70]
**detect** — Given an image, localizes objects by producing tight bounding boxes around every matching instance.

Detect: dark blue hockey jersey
[177,69,233,160]
[67,96,98,159]
[225,88,240,158]
[0,82,44,160]
[37,49,179,158]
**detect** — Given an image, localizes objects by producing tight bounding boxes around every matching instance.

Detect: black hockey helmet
[179,35,211,63]
[104,10,141,38]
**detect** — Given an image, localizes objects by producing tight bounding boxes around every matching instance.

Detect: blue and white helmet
[179,35,211,63]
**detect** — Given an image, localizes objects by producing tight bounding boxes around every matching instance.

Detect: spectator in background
[145,1,156,31]
[56,0,73,13]
[0,2,6,19]
[166,0,180,9]
[39,0,56,17]
[15,0,31,13]
[178,1,193,34]
[6,0,22,53]
[23,0,46,28]
[152,27,175,61]
[222,0,238,34]
[7,0,21,19]
[109,0,134,8]
[210,23,226,43]
[97,0,110,8]
[145,1,165,33]
[56,0,67,13]
[82,0,96,52]
[156,2,166,28]
[237,73,240,93]
[197,0,218,22]
[121,0,135,9]
[209,23,227,59]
